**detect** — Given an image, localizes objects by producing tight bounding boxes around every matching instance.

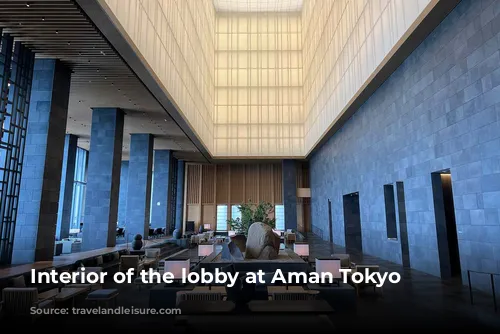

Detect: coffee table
[192,286,227,294]
[56,287,87,307]
[267,286,305,294]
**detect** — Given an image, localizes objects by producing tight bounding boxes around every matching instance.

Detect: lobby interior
[0,0,500,330]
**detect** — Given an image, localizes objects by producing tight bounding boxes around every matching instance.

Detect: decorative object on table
[220,240,244,261]
[173,228,181,239]
[227,201,276,237]
[230,234,247,252]
[244,222,280,260]
[131,234,143,250]
[203,223,211,230]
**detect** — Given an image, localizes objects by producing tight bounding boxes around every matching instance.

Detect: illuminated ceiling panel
[213,0,303,12]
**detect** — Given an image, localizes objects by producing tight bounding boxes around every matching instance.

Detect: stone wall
[310,0,500,289]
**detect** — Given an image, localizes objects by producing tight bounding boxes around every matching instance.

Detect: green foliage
[228,201,276,237]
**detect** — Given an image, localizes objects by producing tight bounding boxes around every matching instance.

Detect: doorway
[328,199,333,243]
[431,170,461,280]
[396,182,411,268]
[343,192,362,253]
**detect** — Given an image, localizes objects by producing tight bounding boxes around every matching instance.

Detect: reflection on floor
[26,234,500,331]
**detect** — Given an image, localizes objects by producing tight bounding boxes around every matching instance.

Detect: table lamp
[228,230,236,237]
[204,223,211,230]
[198,243,215,261]
[315,258,341,286]
[294,243,309,259]
[163,259,190,286]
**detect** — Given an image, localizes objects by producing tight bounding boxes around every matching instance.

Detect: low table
[192,286,227,294]
[267,286,305,294]
[247,300,334,314]
[86,289,119,307]
[56,287,87,307]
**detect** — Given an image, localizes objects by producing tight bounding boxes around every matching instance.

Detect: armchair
[2,288,54,318]
[65,266,103,291]
[176,291,224,306]
[119,255,144,276]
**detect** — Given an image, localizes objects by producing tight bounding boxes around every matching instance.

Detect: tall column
[150,150,172,230]
[282,160,297,231]
[117,161,129,227]
[56,134,78,240]
[175,160,185,232]
[126,134,153,238]
[12,59,71,264]
[82,108,124,250]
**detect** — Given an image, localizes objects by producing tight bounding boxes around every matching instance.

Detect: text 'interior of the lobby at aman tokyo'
[0,0,499,331]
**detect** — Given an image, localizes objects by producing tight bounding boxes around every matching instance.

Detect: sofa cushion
[10,276,25,287]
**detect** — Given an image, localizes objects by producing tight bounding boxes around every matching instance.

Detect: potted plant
[227,201,276,237]
[131,234,143,250]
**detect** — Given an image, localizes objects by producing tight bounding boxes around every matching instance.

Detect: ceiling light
[96,68,99,72]
[41,17,45,21]
[67,41,71,45]
[55,30,58,34]
[104,76,107,80]
[164,119,167,122]
[26,3,30,7]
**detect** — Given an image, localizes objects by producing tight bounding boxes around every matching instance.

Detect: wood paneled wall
[184,163,283,231]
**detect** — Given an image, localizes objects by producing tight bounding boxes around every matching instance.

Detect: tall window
[231,205,241,220]
[70,148,87,231]
[216,205,228,231]
[275,205,285,230]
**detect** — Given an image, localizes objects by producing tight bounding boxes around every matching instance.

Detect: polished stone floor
[18,234,500,331]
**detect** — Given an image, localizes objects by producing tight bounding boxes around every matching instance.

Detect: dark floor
[9,234,500,332]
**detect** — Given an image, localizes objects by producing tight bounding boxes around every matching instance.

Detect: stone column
[82,108,124,250]
[282,159,297,231]
[150,150,172,230]
[126,134,154,239]
[12,59,71,264]
[56,134,78,241]
[117,161,129,227]
[175,160,185,232]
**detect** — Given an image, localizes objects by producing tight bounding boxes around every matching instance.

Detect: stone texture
[56,134,78,240]
[82,108,124,250]
[126,134,154,239]
[175,160,185,232]
[12,59,71,264]
[230,234,247,253]
[282,159,297,230]
[245,222,280,260]
[221,241,244,261]
[150,150,172,229]
[310,0,500,291]
[118,161,129,227]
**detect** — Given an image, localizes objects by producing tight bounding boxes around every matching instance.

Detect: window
[275,204,285,230]
[384,184,398,239]
[216,205,228,231]
[231,205,241,220]
[70,148,87,231]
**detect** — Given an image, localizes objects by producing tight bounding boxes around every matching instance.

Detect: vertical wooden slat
[245,164,259,203]
[273,163,283,204]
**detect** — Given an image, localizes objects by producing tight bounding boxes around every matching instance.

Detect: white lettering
[339,269,352,283]
[271,269,286,284]
[388,272,401,283]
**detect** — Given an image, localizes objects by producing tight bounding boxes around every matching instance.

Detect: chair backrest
[355,265,380,284]
[145,248,160,258]
[176,291,223,306]
[271,291,317,301]
[332,254,351,268]
[120,255,139,272]
[2,288,38,315]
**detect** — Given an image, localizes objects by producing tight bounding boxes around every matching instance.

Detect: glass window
[231,205,241,220]
[216,205,228,231]
[70,147,87,231]
[275,204,285,230]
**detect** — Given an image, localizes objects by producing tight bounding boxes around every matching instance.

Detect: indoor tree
[228,201,276,237]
